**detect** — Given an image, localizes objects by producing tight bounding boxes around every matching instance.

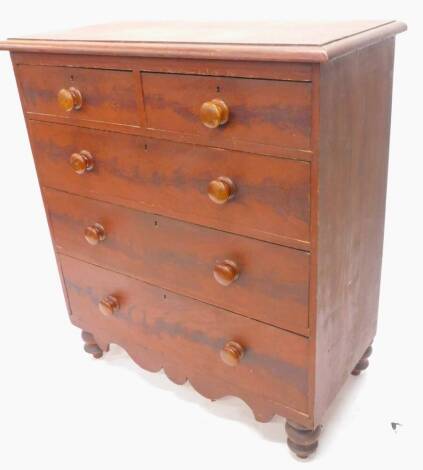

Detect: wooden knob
[57,87,83,112]
[84,223,106,245]
[70,150,94,175]
[220,341,244,366]
[200,99,229,128]
[208,177,236,204]
[98,295,119,316]
[213,260,239,286]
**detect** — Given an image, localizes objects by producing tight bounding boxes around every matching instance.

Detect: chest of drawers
[0,20,406,459]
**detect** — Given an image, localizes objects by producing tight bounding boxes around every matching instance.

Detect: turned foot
[351,343,373,376]
[81,331,104,359]
[285,421,322,459]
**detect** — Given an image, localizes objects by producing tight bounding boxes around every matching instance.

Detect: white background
[0,2,421,469]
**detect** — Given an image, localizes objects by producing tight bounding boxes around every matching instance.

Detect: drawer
[16,65,139,126]
[46,188,310,334]
[142,72,312,150]
[30,121,310,248]
[60,254,310,414]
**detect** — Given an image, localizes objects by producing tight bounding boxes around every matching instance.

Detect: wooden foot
[285,421,322,459]
[351,343,373,376]
[81,330,104,359]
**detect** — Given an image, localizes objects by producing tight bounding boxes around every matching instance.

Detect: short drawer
[61,254,310,414]
[17,64,139,126]
[30,121,310,248]
[46,188,310,335]
[142,72,312,150]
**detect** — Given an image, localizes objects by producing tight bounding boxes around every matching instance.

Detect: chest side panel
[313,38,395,424]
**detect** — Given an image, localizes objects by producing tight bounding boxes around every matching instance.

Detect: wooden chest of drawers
[0,20,406,459]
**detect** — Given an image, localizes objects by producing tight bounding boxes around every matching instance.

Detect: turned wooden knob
[70,150,94,175]
[98,295,119,316]
[57,87,83,111]
[208,176,236,204]
[220,341,244,366]
[213,260,239,286]
[84,223,106,245]
[200,99,229,128]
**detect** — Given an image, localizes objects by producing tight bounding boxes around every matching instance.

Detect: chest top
[0,20,406,62]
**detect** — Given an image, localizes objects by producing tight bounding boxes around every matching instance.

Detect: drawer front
[46,189,310,334]
[17,65,139,126]
[30,121,310,248]
[61,254,309,414]
[142,72,312,150]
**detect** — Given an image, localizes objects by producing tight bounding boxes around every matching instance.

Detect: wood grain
[312,39,396,425]
[29,120,311,249]
[8,20,395,45]
[13,53,313,161]
[61,254,310,417]
[12,52,314,82]
[1,22,406,455]
[0,21,406,63]
[143,72,312,150]
[45,188,310,335]
[16,64,140,127]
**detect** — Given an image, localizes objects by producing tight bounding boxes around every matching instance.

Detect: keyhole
[216,85,221,93]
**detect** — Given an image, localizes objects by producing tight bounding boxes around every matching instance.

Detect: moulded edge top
[0,20,407,63]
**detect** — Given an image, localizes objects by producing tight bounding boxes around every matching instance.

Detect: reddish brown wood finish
[0,21,406,63]
[12,52,314,83]
[12,52,313,161]
[16,64,140,127]
[28,121,311,249]
[0,20,405,459]
[45,188,310,335]
[6,21,396,45]
[61,254,310,420]
[312,39,396,425]
[143,72,312,150]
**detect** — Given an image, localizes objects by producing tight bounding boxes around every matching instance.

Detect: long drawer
[30,121,310,248]
[46,188,310,334]
[60,254,310,414]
